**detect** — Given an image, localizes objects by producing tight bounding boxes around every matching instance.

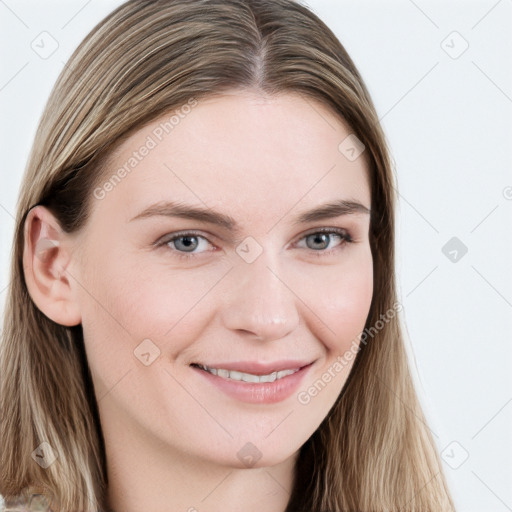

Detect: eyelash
[156,227,354,261]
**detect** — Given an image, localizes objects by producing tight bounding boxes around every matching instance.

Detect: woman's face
[70,90,373,470]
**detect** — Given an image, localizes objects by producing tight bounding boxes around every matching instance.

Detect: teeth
[197,364,299,383]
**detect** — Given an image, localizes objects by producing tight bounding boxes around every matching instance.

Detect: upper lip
[191,359,314,375]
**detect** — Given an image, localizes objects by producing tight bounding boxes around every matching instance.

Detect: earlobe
[23,205,82,326]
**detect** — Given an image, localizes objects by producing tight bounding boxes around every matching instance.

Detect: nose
[220,251,300,342]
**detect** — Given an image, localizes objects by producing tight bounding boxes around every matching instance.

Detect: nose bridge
[220,248,300,341]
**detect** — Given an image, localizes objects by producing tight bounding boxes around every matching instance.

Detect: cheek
[290,250,373,424]
[80,243,372,347]
[305,249,374,353]
[78,250,230,361]
[77,238,372,401]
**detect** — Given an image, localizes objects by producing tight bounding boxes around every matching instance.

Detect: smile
[190,361,314,404]
[191,363,300,383]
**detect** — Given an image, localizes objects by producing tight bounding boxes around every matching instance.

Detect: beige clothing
[1,494,53,512]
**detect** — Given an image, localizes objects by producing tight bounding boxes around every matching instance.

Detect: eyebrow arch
[292,200,370,225]
[130,199,370,234]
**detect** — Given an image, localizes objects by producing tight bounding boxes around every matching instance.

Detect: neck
[101,412,297,512]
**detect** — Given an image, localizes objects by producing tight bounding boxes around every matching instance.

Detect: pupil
[309,233,329,250]
[178,236,197,252]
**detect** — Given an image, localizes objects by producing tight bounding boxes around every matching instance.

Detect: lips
[189,359,313,375]
[190,360,315,403]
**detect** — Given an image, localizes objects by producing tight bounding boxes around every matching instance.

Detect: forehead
[92,90,371,225]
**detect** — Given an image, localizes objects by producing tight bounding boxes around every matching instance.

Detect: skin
[24,89,373,512]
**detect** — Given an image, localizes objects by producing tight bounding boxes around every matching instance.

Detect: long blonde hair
[0,1,454,510]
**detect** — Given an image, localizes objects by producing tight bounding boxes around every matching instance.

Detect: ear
[23,205,82,326]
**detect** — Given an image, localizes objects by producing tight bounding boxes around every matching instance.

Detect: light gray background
[1,1,511,511]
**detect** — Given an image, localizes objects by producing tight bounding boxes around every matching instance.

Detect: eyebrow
[130,199,370,234]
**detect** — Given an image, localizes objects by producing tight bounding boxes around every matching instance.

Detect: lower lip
[191,363,314,404]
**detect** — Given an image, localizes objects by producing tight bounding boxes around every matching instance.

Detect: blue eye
[161,232,214,259]
[157,228,353,261]
[298,229,352,254]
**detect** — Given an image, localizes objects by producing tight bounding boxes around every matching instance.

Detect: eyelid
[156,226,353,246]
[155,226,355,260]
[291,227,354,256]
[155,230,217,250]
[291,226,352,243]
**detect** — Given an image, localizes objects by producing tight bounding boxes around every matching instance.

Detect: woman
[0,0,455,510]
